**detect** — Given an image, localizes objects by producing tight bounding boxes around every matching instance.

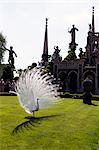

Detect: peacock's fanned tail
[16,67,60,114]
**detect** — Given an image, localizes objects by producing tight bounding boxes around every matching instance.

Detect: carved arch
[83,70,96,93]
[68,71,78,93]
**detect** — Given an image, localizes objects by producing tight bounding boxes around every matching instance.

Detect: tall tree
[0,33,6,64]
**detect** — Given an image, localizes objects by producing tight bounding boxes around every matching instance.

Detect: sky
[0,0,99,70]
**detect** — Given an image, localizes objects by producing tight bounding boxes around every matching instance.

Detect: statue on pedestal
[51,46,62,62]
[86,24,99,65]
[69,24,79,45]
[65,25,79,61]
[3,46,17,69]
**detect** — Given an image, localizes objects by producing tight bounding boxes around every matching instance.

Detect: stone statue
[3,46,17,69]
[91,46,99,65]
[86,27,99,65]
[89,24,92,32]
[69,24,79,44]
[79,48,84,59]
[51,46,62,61]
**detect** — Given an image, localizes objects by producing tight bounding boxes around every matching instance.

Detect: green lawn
[0,96,99,150]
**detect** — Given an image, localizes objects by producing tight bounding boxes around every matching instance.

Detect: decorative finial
[92,6,94,14]
[46,18,48,26]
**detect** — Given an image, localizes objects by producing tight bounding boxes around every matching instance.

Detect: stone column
[78,64,83,92]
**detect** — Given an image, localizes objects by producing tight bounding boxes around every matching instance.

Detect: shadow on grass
[91,103,99,106]
[84,103,99,106]
[12,114,60,135]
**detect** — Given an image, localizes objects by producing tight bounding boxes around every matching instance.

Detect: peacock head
[37,98,39,102]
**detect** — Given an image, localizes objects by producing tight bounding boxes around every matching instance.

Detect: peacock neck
[37,99,39,110]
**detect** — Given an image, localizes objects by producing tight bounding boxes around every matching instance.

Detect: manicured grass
[0,96,99,150]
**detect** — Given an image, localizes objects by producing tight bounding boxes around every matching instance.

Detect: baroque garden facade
[41,7,99,94]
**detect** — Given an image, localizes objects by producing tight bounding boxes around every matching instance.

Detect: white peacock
[15,67,60,116]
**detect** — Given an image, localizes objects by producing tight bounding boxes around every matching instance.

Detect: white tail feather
[16,67,60,114]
